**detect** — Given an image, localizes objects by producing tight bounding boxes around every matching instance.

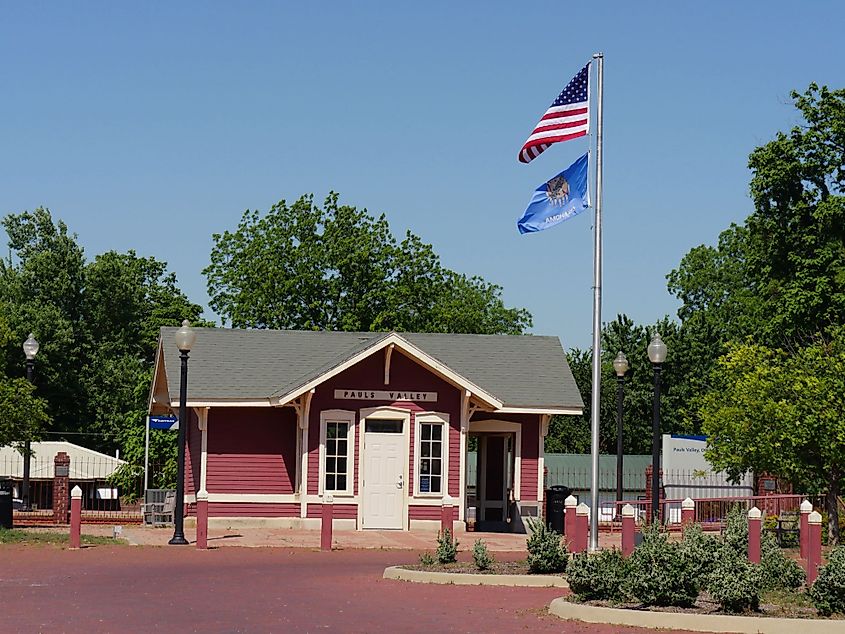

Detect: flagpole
[588,52,604,552]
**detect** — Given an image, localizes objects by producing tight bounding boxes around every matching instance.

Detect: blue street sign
[148,415,179,431]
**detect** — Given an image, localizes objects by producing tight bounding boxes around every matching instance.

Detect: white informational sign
[334,389,437,402]
[661,434,754,501]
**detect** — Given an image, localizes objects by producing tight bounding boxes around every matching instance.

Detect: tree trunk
[827,476,840,546]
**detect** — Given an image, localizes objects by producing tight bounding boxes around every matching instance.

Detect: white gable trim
[494,406,582,416]
[270,333,503,410]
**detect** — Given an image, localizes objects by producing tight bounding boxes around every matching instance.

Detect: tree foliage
[205,193,532,334]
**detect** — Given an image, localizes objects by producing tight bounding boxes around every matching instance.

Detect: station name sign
[334,389,437,402]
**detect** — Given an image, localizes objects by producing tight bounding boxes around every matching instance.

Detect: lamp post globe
[613,352,629,507]
[21,333,39,511]
[648,333,667,522]
[170,320,195,546]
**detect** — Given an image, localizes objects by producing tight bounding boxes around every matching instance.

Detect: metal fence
[0,456,170,524]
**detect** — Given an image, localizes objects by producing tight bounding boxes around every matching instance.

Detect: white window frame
[319,409,355,497]
[414,412,450,498]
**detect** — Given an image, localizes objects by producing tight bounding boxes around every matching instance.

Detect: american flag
[519,63,590,164]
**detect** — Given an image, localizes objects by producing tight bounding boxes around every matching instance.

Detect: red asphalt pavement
[0,545,697,633]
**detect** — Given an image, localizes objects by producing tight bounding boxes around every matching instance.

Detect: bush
[706,547,762,613]
[419,552,435,566]
[436,528,459,564]
[760,532,805,590]
[627,523,699,607]
[721,504,749,557]
[472,539,494,571]
[566,549,629,602]
[679,523,719,587]
[810,546,845,616]
[526,517,568,574]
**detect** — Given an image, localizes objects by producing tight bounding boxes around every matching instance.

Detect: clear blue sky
[2,3,842,350]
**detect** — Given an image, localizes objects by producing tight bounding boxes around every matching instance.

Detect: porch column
[298,390,314,519]
[538,415,550,505]
[194,407,209,548]
[458,390,471,524]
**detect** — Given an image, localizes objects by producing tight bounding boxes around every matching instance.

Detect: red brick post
[645,465,664,522]
[441,496,454,535]
[621,503,636,557]
[69,485,82,549]
[564,495,577,544]
[574,503,589,553]
[800,499,812,562]
[53,452,70,524]
[195,490,208,550]
[321,494,334,551]
[807,511,822,584]
[681,497,695,527]
[748,506,761,564]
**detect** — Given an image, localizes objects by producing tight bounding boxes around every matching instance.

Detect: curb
[548,597,844,633]
[383,566,568,587]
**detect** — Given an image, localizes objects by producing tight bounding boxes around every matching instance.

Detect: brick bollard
[564,495,577,544]
[321,494,334,551]
[69,485,82,549]
[574,503,589,553]
[681,497,695,527]
[195,489,208,550]
[53,452,71,524]
[800,499,812,562]
[748,506,762,564]
[441,496,454,535]
[807,510,822,584]
[621,504,636,557]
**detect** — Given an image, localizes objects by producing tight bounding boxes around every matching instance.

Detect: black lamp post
[169,320,196,546]
[612,351,629,507]
[21,333,39,511]
[647,333,667,523]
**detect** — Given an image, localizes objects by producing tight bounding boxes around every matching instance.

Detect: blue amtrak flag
[517,153,589,234]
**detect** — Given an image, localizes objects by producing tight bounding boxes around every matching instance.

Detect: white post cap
[747,506,762,520]
[564,495,578,508]
[196,489,209,501]
[442,495,453,506]
[621,503,635,518]
[800,499,813,513]
[808,510,822,525]
[576,502,589,516]
[682,497,695,510]
[324,494,334,504]
[71,485,82,499]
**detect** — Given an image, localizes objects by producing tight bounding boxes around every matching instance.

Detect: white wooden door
[362,426,405,529]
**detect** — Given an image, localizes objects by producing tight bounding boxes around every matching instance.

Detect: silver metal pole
[588,52,604,551]
[144,415,150,492]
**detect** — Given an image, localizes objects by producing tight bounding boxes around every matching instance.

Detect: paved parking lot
[0,545,692,633]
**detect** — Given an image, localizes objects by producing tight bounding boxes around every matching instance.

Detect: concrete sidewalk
[69,524,624,551]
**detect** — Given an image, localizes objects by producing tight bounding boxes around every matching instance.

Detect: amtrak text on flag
[517,153,589,234]
[518,63,590,164]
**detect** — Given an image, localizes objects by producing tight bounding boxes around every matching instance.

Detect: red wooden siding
[409,505,456,521]
[205,407,297,494]
[306,503,357,520]
[207,503,299,517]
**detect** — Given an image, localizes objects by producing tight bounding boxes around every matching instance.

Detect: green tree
[204,193,532,334]
[0,376,50,449]
[700,333,845,543]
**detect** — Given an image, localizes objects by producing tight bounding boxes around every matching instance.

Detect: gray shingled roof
[157,327,583,411]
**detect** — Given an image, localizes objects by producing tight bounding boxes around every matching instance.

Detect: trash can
[0,479,13,529]
[545,485,571,533]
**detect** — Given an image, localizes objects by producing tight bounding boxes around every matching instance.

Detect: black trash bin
[545,485,571,533]
[0,479,13,529]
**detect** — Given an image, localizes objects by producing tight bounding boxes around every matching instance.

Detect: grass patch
[0,528,126,546]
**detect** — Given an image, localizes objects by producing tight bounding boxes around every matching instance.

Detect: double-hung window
[415,413,449,496]
[320,410,355,496]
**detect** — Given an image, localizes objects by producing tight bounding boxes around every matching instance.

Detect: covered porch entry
[466,419,523,532]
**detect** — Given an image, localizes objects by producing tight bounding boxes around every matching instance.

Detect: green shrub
[472,539,494,571]
[526,517,568,574]
[679,523,719,587]
[721,504,749,557]
[760,532,805,590]
[627,523,699,607]
[810,546,845,616]
[706,546,762,613]
[436,528,459,564]
[419,552,436,566]
[566,549,629,602]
